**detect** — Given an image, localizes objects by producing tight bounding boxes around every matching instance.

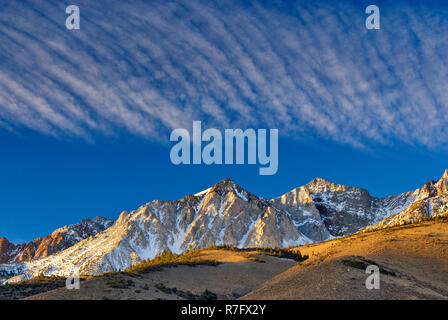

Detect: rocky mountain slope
[0,217,113,264]
[15,179,315,278]
[364,170,448,232]
[2,170,447,280]
[280,178,415,237]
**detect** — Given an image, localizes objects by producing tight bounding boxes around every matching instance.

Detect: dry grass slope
[3,221,446,300]
[241,221,448,299]
[20,248,297,300]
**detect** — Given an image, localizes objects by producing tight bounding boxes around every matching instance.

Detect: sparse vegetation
[240,252,266,263]
[35,272,46,280]
[341,256,397,277]
[141,284,149,290]
[124,243,307,274]
[106,277,135,289]
[125,248,221,273]
[434,214,448,223]
[214,244,308,262]
[155,282,217,300]
[362,216,448,236]
[0,277,69,300]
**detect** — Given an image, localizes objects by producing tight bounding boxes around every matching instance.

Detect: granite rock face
[364,170,448,231]
[0,217,113,264]
[306,178,416,236]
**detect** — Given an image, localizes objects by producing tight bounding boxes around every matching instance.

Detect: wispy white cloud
[0,0,447,149]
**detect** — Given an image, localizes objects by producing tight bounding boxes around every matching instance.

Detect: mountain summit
[436,169,448,194]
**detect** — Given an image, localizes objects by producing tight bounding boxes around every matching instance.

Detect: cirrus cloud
[0,0,448,149]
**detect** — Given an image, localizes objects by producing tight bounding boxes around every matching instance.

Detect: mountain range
[0,217,113,264]
[1,170,447,282]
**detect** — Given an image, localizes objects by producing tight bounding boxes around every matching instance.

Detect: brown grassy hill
[22,249,296,300]
[241,221,448,299]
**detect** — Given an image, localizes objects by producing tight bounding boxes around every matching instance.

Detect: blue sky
[0,0,447,243]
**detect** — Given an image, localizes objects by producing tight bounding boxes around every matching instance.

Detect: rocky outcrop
[305,178,416,236]
[364,170,448,232]
[0,238,23,264]
[0,217,113,264]
[270,186,330,241]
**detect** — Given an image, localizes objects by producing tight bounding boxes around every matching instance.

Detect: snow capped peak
[414,170,448,200]
[194,187,212,196]
[443,169,448,179]
[191,179,245,198]
[439,169,448,184]
[435,169,448,195]
[208,178,250,201]
[306,177,350,194]
[210,178,237,190]
[116,210,129,225]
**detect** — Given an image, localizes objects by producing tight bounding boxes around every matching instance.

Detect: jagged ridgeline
[0,217,114,264]
[2,170,448,281]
